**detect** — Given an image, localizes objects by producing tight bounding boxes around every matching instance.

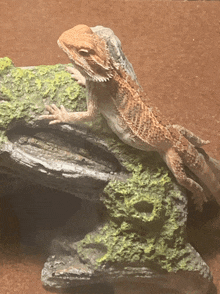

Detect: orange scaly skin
[42,24,220,211]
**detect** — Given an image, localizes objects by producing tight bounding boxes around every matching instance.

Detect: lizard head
[57,24,113,82]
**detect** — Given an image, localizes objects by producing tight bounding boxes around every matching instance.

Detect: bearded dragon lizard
[42,24,220,211]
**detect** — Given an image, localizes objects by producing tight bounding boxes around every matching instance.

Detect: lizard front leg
[41,92,99,125]
[66,66,86,86]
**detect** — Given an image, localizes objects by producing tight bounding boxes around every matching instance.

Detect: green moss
[0,57,14,74]
[77,158,189,272]
[0,57,86,145]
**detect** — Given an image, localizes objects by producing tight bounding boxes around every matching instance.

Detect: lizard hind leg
[161,148,207,211]
[183,149,220,206]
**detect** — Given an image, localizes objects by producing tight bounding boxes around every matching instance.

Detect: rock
[41,168,216,293]
[0,57,216,293]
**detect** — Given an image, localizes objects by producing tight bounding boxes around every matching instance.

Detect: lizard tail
[196,148,220,205]
[171,125,210,147]
[195,147,220,182]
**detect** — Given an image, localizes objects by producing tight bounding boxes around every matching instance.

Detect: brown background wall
[1,1,220,160]
[0,1,220,293]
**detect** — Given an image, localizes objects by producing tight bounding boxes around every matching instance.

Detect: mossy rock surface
[76,160,208,275]
[0,57,86,144]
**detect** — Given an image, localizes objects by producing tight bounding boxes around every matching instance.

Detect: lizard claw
[66,66,86,86]
[40,104,70,124]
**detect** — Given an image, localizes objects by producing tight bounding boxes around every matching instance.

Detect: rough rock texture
[41,152,214,294]
[0,58,216,293]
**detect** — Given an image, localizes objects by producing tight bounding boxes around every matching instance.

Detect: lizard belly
[98,98,155,152]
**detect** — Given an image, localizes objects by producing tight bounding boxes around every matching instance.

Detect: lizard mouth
[70,59,113,83]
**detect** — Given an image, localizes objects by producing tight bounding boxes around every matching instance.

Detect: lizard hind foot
[161,148,207,211]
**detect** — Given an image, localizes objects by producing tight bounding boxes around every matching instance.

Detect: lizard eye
[78,48,96,57]
[78,49,90,57]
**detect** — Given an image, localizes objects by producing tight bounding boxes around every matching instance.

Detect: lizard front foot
[40,104,70,124]
[66,66,86,86]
